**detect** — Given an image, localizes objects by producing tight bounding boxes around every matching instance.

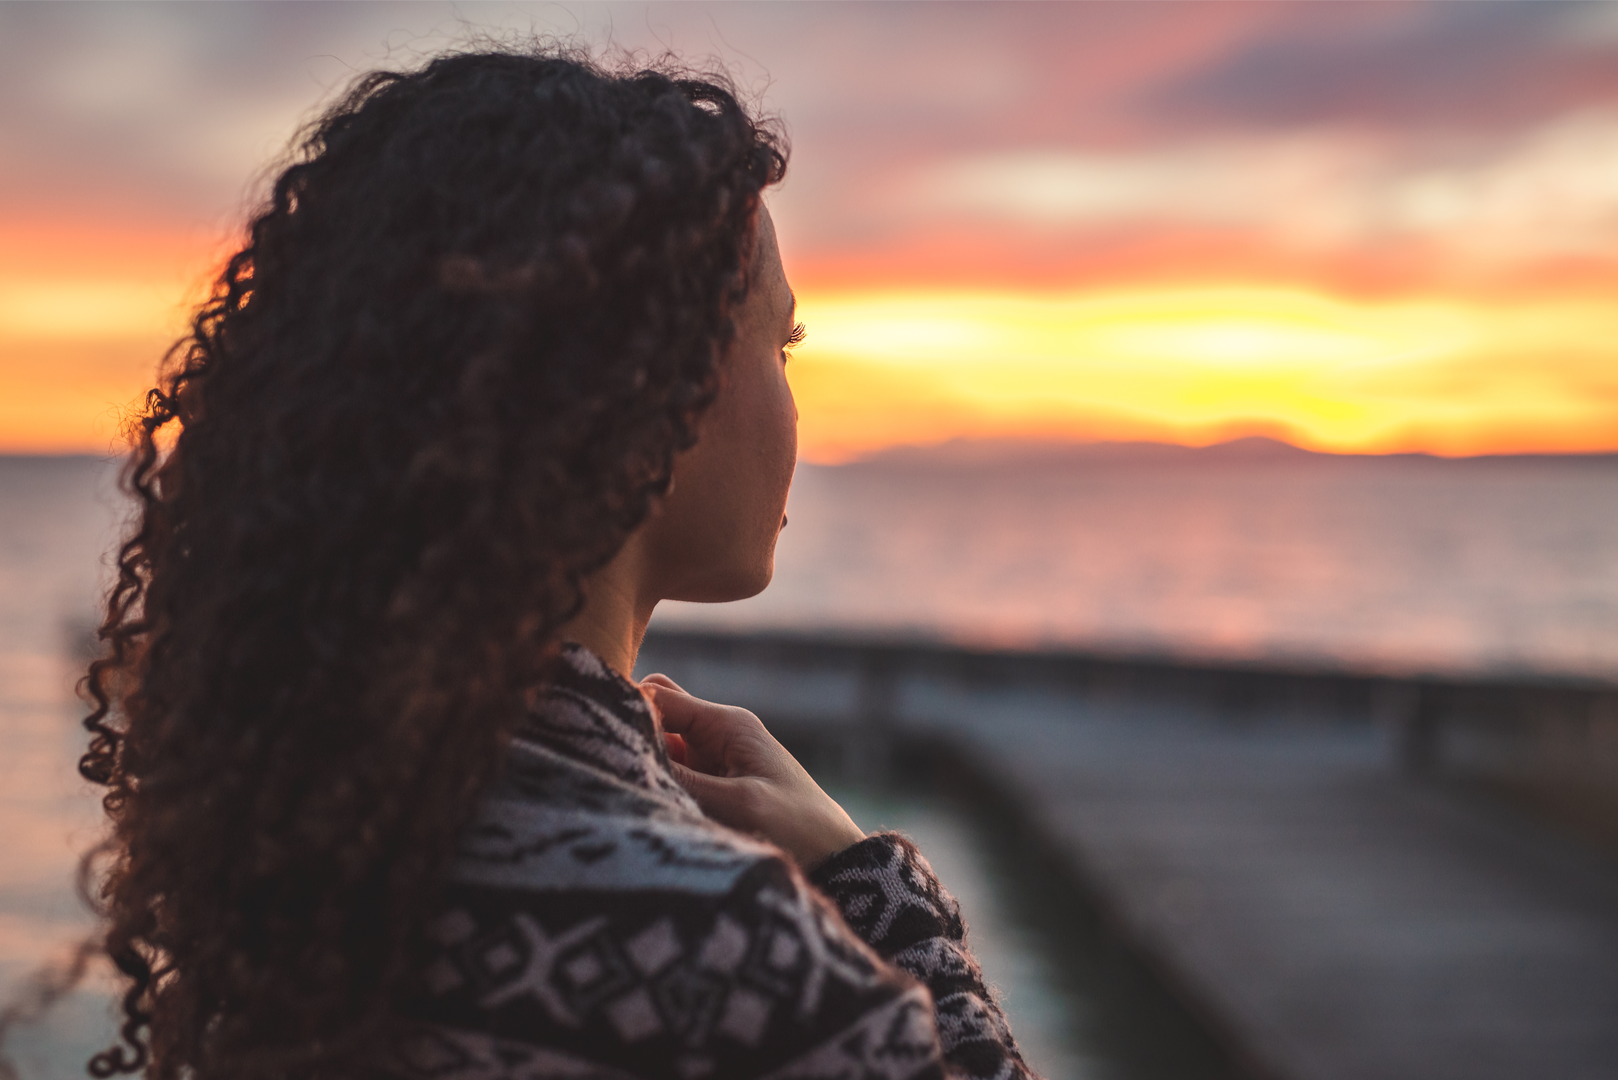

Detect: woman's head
[614,204,800,610]
[74,46,786,1079]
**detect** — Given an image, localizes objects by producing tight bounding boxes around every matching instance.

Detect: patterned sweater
[399,644,1034,1080]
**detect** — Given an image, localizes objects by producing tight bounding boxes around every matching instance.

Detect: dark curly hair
[45,45,784,1080]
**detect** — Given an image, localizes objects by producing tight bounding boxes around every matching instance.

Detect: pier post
[1377,683,1441,776]
[848,651,898,784]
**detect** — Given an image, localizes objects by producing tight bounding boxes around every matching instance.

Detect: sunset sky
[4,1,1618,460]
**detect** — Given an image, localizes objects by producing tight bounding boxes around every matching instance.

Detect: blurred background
[4,4,1618,1079]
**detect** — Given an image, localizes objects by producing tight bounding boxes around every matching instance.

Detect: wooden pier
[636,628,1618,1080]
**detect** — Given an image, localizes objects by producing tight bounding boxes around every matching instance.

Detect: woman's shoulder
[450,696,778,889]
[396,652,953,1077]
[405,786,942,1079]
[451,766,782,899]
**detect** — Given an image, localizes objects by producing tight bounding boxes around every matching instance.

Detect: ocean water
[662,450,1618,681]
[3,448,1616,1076]
[0,457,124,1079]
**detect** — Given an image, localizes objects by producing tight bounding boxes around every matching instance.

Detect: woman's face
[640,206,799,603]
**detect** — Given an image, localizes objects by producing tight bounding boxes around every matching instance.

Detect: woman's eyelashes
[783,321,807,360]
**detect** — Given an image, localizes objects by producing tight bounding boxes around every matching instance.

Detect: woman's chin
[669,560,774,605]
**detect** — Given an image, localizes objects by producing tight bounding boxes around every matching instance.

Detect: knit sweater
[398,643,1034,1080]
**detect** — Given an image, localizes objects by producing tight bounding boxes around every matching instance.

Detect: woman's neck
[562,537,656,680]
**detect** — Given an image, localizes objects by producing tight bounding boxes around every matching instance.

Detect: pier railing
[639,625,1618,846]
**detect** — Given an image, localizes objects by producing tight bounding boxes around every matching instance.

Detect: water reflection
[661,451,1618,679]
[0,457,122,1080]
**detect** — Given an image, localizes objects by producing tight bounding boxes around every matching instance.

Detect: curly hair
[61,46,785,1079]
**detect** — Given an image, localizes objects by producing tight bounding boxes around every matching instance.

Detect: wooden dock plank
[934,706,1618,1080]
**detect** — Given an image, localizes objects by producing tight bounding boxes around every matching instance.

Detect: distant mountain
[839,436,1618,471]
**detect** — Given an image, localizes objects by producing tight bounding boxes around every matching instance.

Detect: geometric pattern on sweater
[811,834,1035,1080]
[398,643,1032,1080]
[403,858,944,1079]
[454,792,780,895]
[397,1026,639,1080]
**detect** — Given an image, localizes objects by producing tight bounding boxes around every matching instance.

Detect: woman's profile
[47,46,1034,1080]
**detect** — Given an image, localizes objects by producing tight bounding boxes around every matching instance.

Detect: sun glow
[0,281,190,340]
[788,286,1618,462]
[3,227,1617,461]
[0,221,221,452]
[804,288,1471,371]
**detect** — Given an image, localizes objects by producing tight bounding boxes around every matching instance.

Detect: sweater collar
[513,642,697,811]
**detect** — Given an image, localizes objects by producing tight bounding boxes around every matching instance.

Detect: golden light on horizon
[0,281,189,341]
[0,264,195,452]
[0,220,221,453]
[5,258,1618,459]
[5,226,1618,460]
[789,286,1618,463]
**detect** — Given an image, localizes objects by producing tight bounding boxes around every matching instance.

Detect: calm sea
[3,447,1616,1076]
[664,447,1618,680]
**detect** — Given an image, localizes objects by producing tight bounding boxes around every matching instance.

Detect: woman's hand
[641,674,866,872]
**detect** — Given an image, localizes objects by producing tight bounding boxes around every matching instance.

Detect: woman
[70,47,1033,1080]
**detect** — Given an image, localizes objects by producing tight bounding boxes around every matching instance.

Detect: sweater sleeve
[809,832,1036,1080]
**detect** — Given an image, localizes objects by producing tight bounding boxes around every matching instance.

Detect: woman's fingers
[642,683,749,776]
[640,681,709,735]
[664,763,778,851]
[640,675,692,765]
[643,683,755,745]
[643,683,865,872]
[666,760,742,820]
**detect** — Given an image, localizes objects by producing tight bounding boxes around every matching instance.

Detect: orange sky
[5,2,1618,460]
[0,219,226,452]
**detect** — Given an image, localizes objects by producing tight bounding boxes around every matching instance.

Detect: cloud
[7,3,1618,293]
[901,109,1618,265]
[1141,2,1618,135]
